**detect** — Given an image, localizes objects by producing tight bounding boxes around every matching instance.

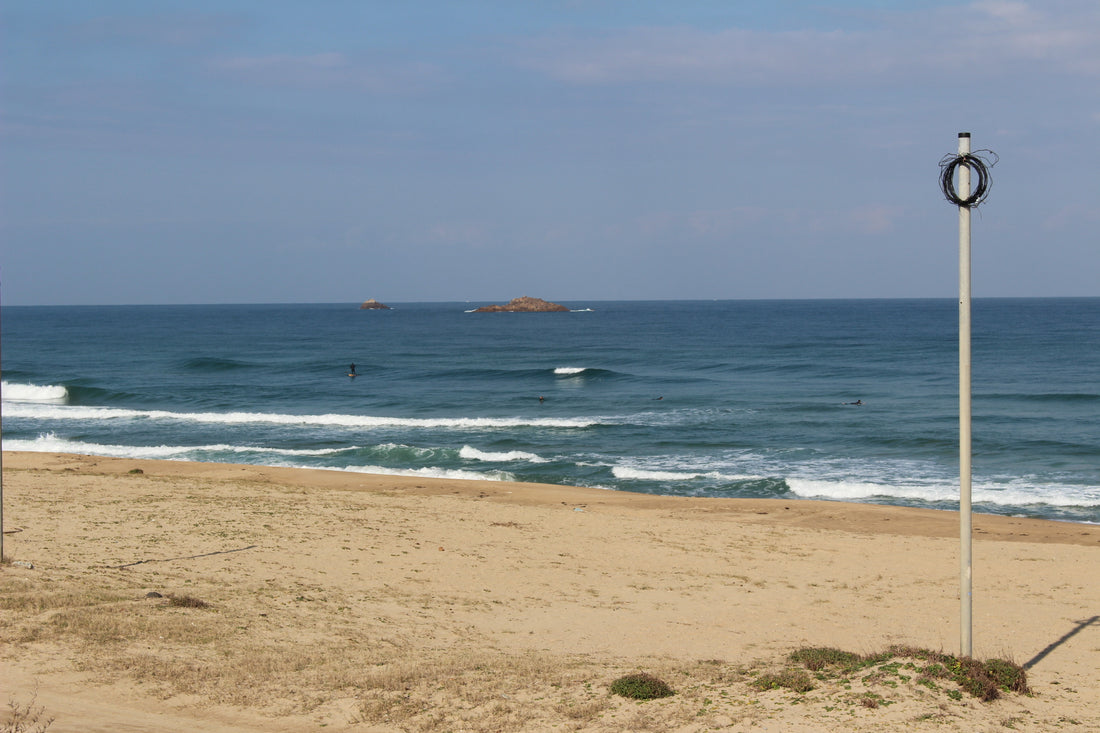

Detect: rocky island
[359,298,391,310]
[472,296,570,313]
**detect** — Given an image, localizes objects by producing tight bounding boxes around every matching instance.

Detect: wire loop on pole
[939,150,997,208]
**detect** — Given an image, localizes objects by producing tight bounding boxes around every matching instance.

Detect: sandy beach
[2,451,1098,732]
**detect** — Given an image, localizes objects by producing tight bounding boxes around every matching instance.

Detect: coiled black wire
[939,150,998,208]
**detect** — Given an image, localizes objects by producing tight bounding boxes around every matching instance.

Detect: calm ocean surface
[2,299,1097,524]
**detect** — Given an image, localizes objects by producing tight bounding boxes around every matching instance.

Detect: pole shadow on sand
[1024,615,1099,670]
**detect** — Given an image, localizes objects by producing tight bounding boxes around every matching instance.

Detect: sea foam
[4,433,204,460]
[611,466,762,482]
[786,477,1100,508]
[1,381,68,403]
[337,464,516,482]
[1,402,600,430]
[460,446,548,463]
[3,435,519,482]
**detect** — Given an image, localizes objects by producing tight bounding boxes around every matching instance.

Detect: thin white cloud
[515,1,1100,86]
[518,26,876,86]
[686,207,769,237]
[959,1,1100,64]
[973,0,1037,25]
[427,221,492,246]
[1044,203,1100,229]
[849,205,901,236]
[70,13,245,47]
[206,52,443,93]
[213,52,348,75]
[608,203,899,243]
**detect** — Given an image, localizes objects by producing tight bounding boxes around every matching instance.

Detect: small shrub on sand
[787,645,1028,702]
[949,656,1029,701]
[609,673,674,700]
[982,658,1030,696]
[166,594,211,609]
[752,668,815,693]
[859,693,883,709]
[788,647,863,672]
[4,690,54,733]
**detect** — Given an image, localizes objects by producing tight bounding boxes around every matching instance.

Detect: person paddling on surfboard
[349,363,357,377]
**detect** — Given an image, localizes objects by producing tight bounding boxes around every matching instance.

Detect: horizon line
[4,295,1098,308]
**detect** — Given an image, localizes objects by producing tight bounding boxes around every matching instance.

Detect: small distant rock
[359,299,391,310]
[145,591,163,598]
[472,296,570,313]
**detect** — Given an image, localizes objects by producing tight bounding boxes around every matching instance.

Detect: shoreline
[3,451,1099,731]
[4,451,1098,544]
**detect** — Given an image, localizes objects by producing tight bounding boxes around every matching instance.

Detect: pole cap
[958,132,971,138]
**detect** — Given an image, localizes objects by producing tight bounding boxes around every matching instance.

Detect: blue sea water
[2,299,1097,523]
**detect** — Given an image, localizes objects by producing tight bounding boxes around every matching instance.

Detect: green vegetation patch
[752,668,815,693]
[788,647,864,672]
[787,645,1028,702]
[609,673,674,700]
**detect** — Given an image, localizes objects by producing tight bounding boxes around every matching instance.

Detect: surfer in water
[349,363,357,377]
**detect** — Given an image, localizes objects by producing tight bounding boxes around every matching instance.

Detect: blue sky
[2,1,1098,305]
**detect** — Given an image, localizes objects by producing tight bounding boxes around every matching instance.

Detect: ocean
[2,299,1097,524]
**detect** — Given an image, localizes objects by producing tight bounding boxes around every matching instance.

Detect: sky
[2,1,1098,305]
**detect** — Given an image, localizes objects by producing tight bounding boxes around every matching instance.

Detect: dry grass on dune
[1,570,621,729]
[2,566,1034,732]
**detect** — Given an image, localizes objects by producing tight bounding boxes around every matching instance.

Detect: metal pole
[958,132,973,657]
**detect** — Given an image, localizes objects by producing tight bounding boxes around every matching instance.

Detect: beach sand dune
[2,452,1098,732]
